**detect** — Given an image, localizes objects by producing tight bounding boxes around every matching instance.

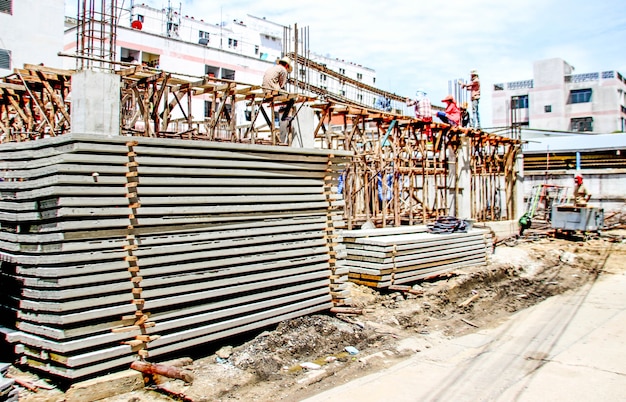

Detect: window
[357,94,363,102]
[356,73,363,81]
[511,95,528,109]
[340,90,346,96]
[571,117,593,132]
[204,101,212,118]
[570,88,592,104]
[339,68,345,75]
[0,0,12,14]
[254,45,259,55]
[199,30,210,39]
[221,68,235,80]
[167,22,179,36]
[205,65,219,78]
[228,38,238,48]
[299,69,306,79]
[0,49,10,70]
[320,73,327,82]
[544,105,552,113]
[137,14,144,22]
[373,77,376,84]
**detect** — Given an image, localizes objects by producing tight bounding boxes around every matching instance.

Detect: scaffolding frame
[0,61,521,228]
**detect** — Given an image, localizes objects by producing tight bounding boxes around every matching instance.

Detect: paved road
[304,248,626,402]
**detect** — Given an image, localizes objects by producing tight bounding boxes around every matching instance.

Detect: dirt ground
[12,230,626,402]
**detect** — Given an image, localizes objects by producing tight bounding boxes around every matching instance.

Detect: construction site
[0,1,625,401]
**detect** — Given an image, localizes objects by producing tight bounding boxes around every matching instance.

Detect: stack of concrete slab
[0,134,350,379]
[342,226,493,288]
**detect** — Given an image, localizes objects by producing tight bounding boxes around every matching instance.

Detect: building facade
[492,58,626,134]
[60,3,385,117]
[0,0,65,75]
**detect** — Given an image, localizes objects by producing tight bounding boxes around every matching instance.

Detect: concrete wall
[523,169,626,214]
[0,0,64,75]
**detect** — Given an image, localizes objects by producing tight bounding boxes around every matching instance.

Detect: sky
[67,0,626,128]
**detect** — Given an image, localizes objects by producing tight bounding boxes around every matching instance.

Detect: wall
[523,170,626,214]
[0,0,64,75]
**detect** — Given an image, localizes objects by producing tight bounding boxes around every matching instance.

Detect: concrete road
[304,249,626,402]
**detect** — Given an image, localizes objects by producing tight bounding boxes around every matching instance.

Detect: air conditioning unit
[199,38,209,45]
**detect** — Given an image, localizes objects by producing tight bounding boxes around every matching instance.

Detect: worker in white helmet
[460,69,481,129]
[262,56,293,92]
[406,89,433,140]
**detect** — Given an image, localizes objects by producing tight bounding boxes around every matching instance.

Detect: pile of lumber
[342,225,493,288]
[0,133,350,379]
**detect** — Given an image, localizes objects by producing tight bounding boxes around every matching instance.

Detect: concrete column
[291,103,316,148]
[457,137,472,219]
[71,70,121,135]
[514,148,525,220]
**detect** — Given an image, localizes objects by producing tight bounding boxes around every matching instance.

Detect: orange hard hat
[441,95,454,103]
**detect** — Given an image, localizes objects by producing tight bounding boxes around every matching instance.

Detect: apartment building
[0,0,65,75]
[492,58,626,134]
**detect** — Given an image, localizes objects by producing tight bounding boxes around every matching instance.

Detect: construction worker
[460,102,470,128]
[573,175,591,206]
[262,56,293,92]
[406,89,433,139]
[436,95,461,126]
[460,69,481,129]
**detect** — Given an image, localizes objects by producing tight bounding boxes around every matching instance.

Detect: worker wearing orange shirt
[436,95,461,126]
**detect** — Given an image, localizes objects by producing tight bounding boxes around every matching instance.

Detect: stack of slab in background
[342,226,493,288]
[0,134,350,379]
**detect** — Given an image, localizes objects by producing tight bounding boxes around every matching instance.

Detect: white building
[0,0,65,75]
[64,3,376,92]
[492,58,626,134]
[60,3,383,118]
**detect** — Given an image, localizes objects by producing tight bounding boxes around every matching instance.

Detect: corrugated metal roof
[523,133,626,154]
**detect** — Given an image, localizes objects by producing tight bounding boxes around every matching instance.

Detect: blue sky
[67,0,626,128]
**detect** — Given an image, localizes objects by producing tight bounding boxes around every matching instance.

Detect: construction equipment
[518,184,569,234]
[551,205,604,235]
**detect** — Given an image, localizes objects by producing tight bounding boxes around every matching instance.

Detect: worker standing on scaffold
[460,69,481,129]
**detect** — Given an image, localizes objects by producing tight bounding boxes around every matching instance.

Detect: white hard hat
[278,56,293,73]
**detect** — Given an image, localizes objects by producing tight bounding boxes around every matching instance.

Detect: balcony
[494,80,534,91]
[564,72,599,83]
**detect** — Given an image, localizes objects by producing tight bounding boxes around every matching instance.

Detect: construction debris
[130,361,194,383]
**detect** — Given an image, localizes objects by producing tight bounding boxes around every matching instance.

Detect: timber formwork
[307,100,521,228]
[0,64,521,227]
[1,64,522,230]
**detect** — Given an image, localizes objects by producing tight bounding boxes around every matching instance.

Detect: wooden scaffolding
[0,63,522,229]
